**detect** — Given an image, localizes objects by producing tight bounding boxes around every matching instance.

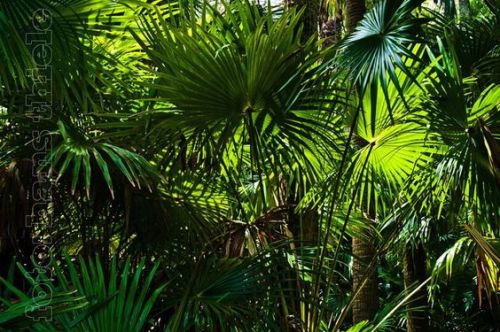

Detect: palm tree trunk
[302,209,319,245]
[348,3,374,317]
[352,218,379,324]
[285,0,319,41]
[346,0,366,32]
[403,242,429,332]
[348,2,376,313]
[287,193,319,246]
[0,161,35,288]
[320,0,343,47]
[456,0,470,18]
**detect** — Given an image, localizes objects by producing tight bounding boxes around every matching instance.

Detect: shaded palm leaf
[335,0,427,118]
[46,120,158,198]
[0,255,165,331]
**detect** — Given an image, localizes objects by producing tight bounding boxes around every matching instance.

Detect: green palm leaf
[45,120,158,198]
[133,0,335,183]
[335,0,427,119]
[0,255,165,332]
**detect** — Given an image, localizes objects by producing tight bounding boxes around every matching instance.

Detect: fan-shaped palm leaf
[335,0,427,118]
[46,120,158,198]
[418,41,500,221]
[0,255,165,331]
[133,0,337,185]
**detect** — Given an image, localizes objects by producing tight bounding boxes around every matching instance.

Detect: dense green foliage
[0,0,498,331]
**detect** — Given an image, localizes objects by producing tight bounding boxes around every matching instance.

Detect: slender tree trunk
[284,0,320,244]
[348,2,372,320]
[283,0,320,246]
[456,0,470,18]
[285,0,319,41]
[346,0,366,33]
[287,193,319,246]
[320,1,343,47]
[302,209,319,245]
[0,161,35,288]
[352,217,379,324]
[403,242,429,332]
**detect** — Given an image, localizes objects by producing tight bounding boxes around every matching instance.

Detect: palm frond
[335,0,427,119]
[0,254,165,331]
[46,120,158,198]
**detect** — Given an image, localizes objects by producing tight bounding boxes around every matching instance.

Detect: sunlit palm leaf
[133,0,336,184]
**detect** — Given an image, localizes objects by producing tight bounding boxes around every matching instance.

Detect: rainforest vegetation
[0,0,499,330]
